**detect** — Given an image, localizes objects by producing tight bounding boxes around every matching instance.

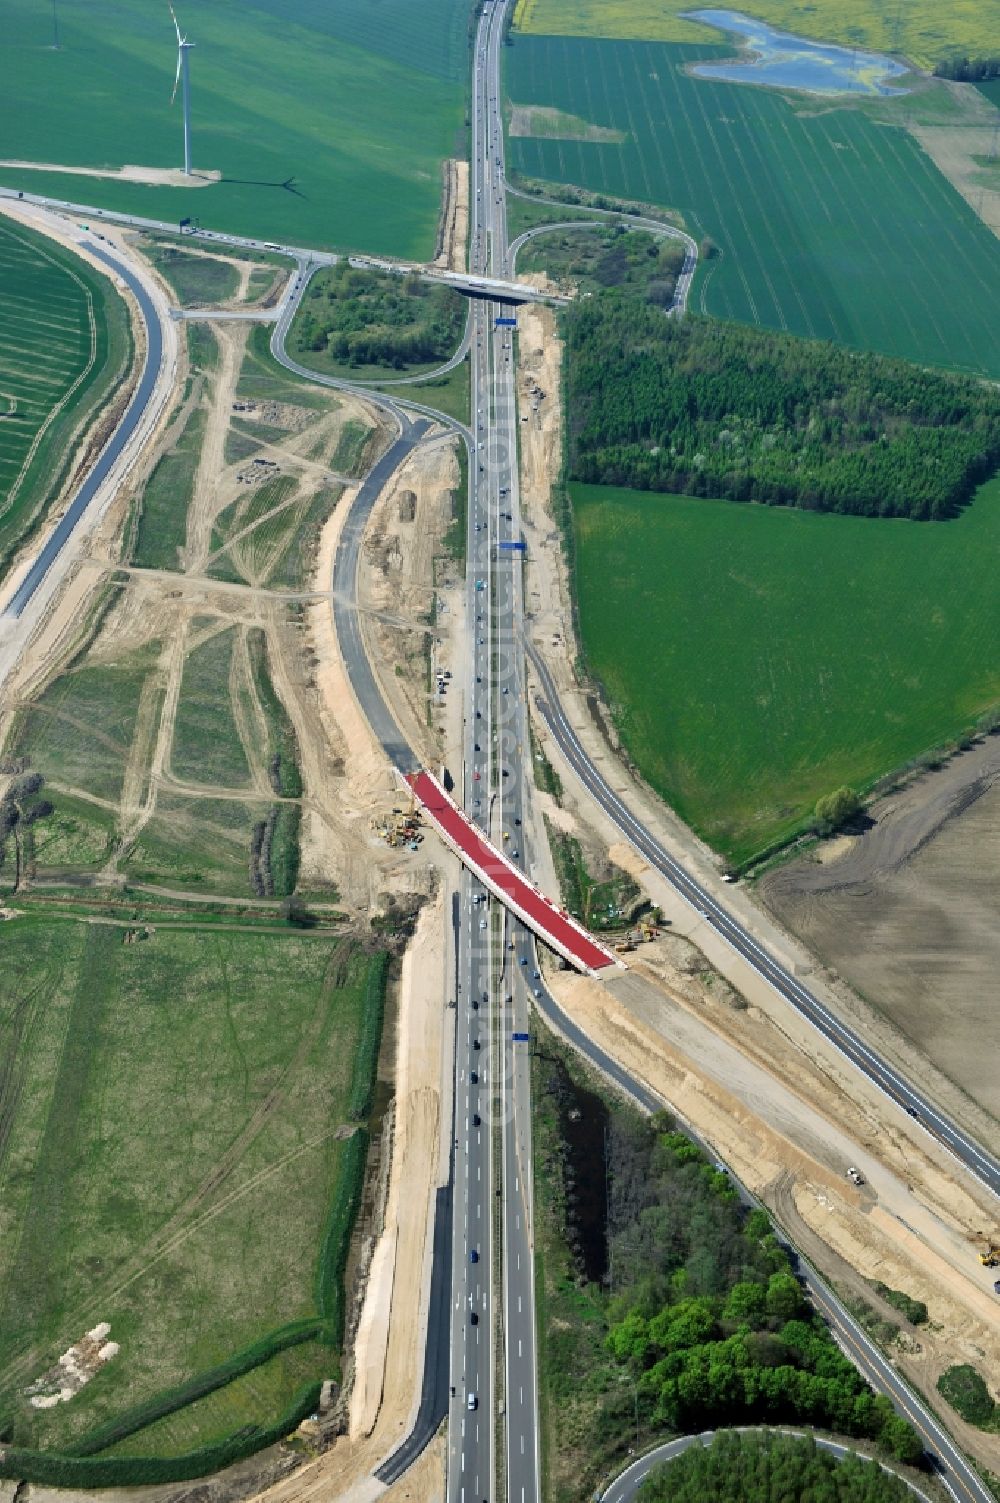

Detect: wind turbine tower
[169,4,195,176]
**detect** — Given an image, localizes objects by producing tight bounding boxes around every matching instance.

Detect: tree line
[563,296,1000,519]
[603,1123,922,1462]
[639,1429,919,1503]
[933,56,1000,81]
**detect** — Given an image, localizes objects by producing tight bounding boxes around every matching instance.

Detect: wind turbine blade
[168,2,182,46]
[170,47,182,104]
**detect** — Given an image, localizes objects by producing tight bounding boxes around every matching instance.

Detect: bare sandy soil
[433,159,470,274]
[355,435,464,776]
[760,738,1000,1121]
[349,891,449,1442]
[514,284,1000,1462]
[130,234,291,313]
[903,82,1000,238]
[544,955,1000,1471]
[433,160,469,275]
[0,160,221,189]
[911,124,1000,236]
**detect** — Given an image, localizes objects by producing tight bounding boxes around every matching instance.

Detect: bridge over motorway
[347,256,568,305]
[405,770,623,975]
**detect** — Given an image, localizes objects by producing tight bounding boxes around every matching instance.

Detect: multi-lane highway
[446,5,545,1501]
[444,9,1000,1503]
[527,647,1000,1201]
[5,22,999,1503]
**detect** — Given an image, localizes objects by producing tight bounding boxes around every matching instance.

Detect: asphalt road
[9,47,992,1503]
[455,6,546,1503]
[527,646,1000,1202]
[329,416,428,774]
[600,1430,936,1503]
[530,973,993,1503]
[507,218,697,317]
[4,239,162,618]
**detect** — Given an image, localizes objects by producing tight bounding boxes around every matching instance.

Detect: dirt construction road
[513,279,1000,1469]
[544,954,1000,1472]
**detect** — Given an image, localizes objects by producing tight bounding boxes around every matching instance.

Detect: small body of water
[683,9,909,95]
[556,1059,610,1285]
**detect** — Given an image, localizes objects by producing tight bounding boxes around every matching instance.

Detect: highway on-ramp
[599,1430,937,1503]
[529,970,994,1503]
[12,38,994,1503]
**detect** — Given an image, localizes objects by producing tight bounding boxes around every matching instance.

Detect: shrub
[814,786,861,835]
[937,1364,996,1426]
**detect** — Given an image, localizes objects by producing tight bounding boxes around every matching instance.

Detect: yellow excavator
[978,1244,1000,1268]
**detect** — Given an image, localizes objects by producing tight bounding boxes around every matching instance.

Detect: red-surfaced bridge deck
[405,771,623,976]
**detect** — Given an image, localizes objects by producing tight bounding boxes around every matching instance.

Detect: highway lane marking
[808,1282,981,1503]
[533,668,1000,1192]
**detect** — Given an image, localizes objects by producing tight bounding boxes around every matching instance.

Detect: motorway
[3,25,998,1503]
[425,8,1000,1503]
[165,7,1000,1503]
[465,5,551,1503]
[527,646,1000,1201]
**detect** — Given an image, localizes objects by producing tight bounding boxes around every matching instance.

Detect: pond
[684,9,909,95]
[554,1054,610,1285]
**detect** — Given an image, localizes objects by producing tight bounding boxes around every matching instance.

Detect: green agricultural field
[570,479,1000,866]
[975,79,1000,108]
[506,39,1000,377]
[0,915,385,1464]
[1,0,468,258]
[132,401,207,571]
[513,0,999,71]
[0,217,132,581]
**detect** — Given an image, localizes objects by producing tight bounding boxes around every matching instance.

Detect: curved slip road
[508,219,697,317]
[526,644,1000,1203]
[529,974,993,1503]
[4,241,163,618]
[329,415,429,774]
[600,1429,936,1503]
[505,186,698,313]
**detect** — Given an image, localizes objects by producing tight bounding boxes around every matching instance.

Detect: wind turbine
[169,4,194,176]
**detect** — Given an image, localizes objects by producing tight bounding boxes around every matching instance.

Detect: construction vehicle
[614,937,637,954]
[978,1244,1000,1268]
[370,800,422,848]
[638,920,659,941]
